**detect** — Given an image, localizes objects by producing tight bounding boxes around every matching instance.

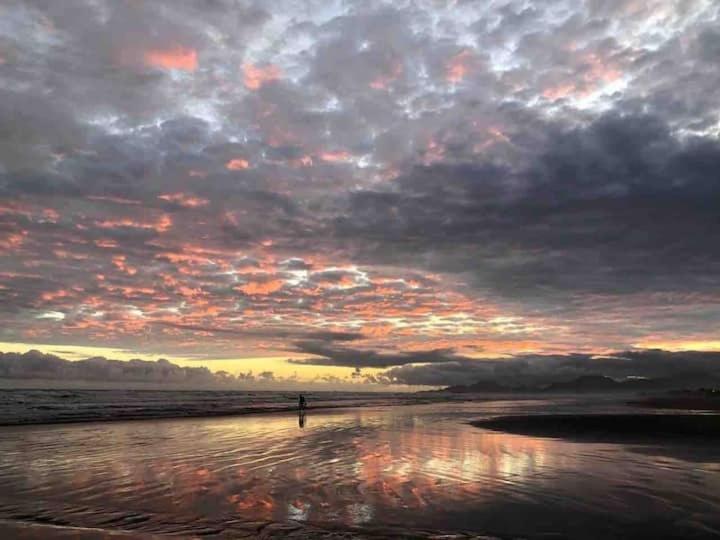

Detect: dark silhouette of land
[472,413,720,443]
[441,372,720,394]
[631,388,720,411]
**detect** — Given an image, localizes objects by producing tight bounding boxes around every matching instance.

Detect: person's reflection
[298,410,307,428]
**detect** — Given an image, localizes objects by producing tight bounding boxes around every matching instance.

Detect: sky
[0,0,719,389]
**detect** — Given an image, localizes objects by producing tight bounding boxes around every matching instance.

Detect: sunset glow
[144,46,198,71]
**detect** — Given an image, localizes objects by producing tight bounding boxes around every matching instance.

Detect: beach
[1,396,719,539]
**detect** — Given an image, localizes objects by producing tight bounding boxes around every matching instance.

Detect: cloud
[331,110,720,311]
[0,349,400,391]
[0,350,219,386]
[144,46,198,71]
[0,0,718,368]
[302,331,364,342]
[0,349,302,389]
[242,63,282,90]
[290,341,462,368]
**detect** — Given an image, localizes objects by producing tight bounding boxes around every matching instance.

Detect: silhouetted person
[298,394,307,410]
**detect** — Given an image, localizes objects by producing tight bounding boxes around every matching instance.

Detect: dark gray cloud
[303,331,364,342]
[290,340,460,368]
[0,350,219,385]
[333,111,720,302]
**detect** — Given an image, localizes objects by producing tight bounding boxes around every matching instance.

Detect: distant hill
[440,372,720,394]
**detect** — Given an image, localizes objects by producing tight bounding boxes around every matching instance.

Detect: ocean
[0,388,436,426]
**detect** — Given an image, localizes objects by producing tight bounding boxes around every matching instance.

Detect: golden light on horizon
[0,341,385,385]
[634,340,720,352]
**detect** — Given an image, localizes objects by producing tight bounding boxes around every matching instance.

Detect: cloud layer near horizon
[3,348,720,389]
[0,350,286,388]
[1,1,719,383]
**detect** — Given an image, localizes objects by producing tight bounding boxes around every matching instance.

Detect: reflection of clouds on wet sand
[0,402,719,538]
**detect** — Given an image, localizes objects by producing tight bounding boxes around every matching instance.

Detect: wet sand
[1,400,719,539]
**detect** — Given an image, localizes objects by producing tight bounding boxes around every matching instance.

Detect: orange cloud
[237,280,284,295]
[543,52,622,101]
[87,195,142,205]
[319,151,351,162]
[158,193,209,208]
[144,46,198,71]
[112,255,137,276]
[0,231,26,250]
[242,63,281,90]
[41,289,71,302]
[446,50,473,84]
[96,214,172,233]
[226,158,249,170]
[156,214,172,232]
[106,285,157,298]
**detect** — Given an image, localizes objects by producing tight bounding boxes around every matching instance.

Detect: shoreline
[0,395,498,428]
[0,389,549,428]
[0,402,405,428]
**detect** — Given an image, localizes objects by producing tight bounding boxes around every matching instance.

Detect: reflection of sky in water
[0,401,719,538]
